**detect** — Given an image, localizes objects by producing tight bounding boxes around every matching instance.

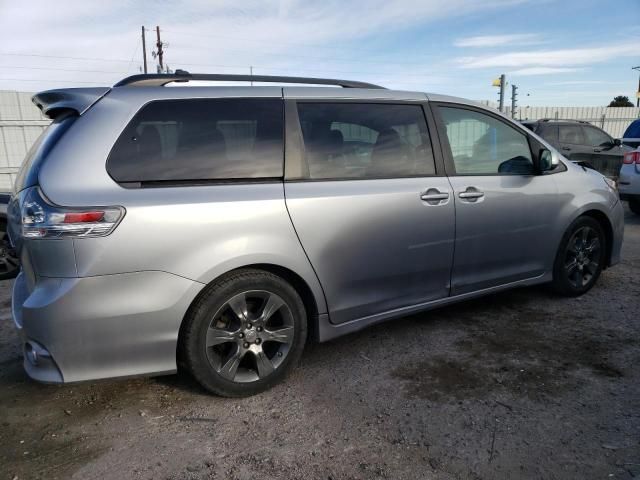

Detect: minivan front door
[433,104,559,295]
[283,99,455,324]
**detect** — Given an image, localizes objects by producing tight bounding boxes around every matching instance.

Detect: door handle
[593,148,602,153]
[420,188,449,205]
[561,146,571,151]
[458,191,484,199]
[421,193,449,201]
[458,187,485,203]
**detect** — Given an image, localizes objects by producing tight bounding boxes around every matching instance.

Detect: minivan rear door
[582,124,624,178]
[283,91,455,325]
[557,124,592,163]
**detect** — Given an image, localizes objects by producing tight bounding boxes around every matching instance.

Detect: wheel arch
[578,209,614,269]
[177,263,324,365]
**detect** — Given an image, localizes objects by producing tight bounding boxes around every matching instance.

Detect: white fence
[0,90,50,191]
[503,106,640,139]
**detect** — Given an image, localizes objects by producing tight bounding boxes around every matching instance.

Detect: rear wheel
[181,269,307,397]
[551,216,605,296]
[629,198,640,216]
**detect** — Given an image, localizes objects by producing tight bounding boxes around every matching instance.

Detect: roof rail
[113,70,385,89]
[539,118,591,124]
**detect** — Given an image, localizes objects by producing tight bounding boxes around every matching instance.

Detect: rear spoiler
[32,87,111,119]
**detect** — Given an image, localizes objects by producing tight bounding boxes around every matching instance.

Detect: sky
[0,0,638,106]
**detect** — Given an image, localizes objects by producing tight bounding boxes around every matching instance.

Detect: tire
[551,216,606,297]
[181,269,307,397]
[0,220,19,281]
[629,198,640,216]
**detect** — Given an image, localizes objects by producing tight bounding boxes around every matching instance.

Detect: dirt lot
[1,207,639,480]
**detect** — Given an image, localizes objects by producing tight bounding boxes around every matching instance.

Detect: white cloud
[456,43,639,69]
[454,33,541,48]
[544,80,607,86]
[509,67,580,75]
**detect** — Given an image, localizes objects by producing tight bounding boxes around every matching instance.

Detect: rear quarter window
[13,114,77,194]
[107,98,284,183]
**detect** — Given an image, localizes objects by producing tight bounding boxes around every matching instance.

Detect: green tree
[608,95,634,107]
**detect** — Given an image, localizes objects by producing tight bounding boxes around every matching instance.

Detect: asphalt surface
[1,205,639,480]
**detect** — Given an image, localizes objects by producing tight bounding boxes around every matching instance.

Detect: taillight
[623,151,640,164]
[20,187,124,239]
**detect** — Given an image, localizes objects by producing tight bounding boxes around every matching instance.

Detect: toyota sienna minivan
[8,72,624,397]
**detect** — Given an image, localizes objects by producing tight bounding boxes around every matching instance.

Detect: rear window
[623,120,640,148]
[624,119,640,139]
[107,98,284,183]
[558,125,584,145]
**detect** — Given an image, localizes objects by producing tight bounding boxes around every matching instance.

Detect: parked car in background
[8,72,624,397]
[0,193,20,280]
[622,119,640,149]
[521,119,628,178]
[619,147,640,215]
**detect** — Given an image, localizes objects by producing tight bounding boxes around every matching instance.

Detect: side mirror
[538,148,554,172]
[613,138,622,147]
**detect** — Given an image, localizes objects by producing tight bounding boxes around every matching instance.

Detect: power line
[168,42,432,67]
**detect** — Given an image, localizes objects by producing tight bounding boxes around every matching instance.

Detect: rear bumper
[618,164,640,198]
[12,270,202,383]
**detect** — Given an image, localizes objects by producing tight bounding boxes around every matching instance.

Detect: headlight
[603,177,617,192]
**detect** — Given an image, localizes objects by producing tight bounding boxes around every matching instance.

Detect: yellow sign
[492,78,502,87]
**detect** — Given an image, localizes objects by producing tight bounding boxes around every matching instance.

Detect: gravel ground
[1,206,639,480]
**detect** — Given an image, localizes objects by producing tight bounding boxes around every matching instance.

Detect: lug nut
[256,326,263,332]
[239,333,244,338]
[243,342,250,348]
[247,323,253,329]
[255,338,262,345]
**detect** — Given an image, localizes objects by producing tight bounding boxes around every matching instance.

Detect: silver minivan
[8,72,624,396]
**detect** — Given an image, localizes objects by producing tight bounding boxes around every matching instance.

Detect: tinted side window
[537,123,559,144]
[583,126,611,147]
[108,98,283,182]
[558,125,584,145]
[296,103,435,180]
[438,107,534,175]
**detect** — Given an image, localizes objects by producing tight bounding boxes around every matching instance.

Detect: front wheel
[551,216,606,296]
[181,269,307,397]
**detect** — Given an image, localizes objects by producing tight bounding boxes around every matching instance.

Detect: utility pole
[498,74,506,112]
[633,66,640,107]
[141,26,148,74]
[511,84,518,119]
[156,26,164,73]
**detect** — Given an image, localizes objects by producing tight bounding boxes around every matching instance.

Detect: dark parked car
[521,119,627,178]
[0,193,20,280]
